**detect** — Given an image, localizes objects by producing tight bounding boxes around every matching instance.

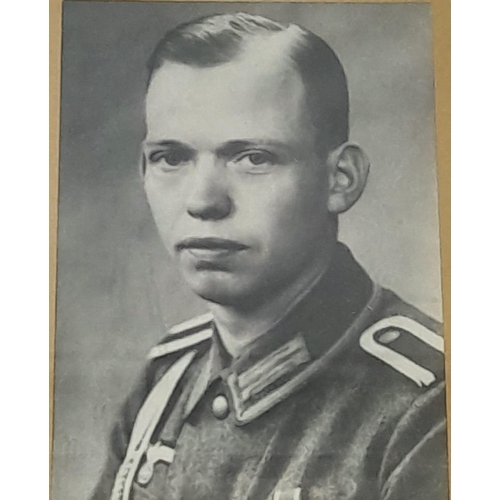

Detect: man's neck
[209,242,334,358]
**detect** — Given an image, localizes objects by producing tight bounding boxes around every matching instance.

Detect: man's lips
[175,237,249,257]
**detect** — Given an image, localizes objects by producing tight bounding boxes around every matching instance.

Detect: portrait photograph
[51,2,449,499]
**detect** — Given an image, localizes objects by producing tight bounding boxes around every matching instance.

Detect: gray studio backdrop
[52,2,442,499]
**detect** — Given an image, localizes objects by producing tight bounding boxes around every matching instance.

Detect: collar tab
[230,334,311,406]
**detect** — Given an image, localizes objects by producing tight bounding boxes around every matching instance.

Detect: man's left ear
[326,142,370,214]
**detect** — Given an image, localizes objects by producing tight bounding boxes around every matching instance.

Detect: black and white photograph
[51,2,449,499]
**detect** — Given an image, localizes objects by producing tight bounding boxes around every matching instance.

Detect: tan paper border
[49,0,450,491]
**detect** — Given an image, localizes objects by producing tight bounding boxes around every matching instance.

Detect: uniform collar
[184,243,380,425]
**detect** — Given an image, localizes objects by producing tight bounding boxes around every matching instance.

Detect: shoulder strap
[359,315,444,387]
[147,312,213,360]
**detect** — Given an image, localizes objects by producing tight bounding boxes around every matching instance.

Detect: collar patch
[231,334,311,404]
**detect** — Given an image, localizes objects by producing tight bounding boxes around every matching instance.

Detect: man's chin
[183,270,251,306]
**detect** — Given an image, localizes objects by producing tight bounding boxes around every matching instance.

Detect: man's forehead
[144,46,311,146]
[147,50,302,104]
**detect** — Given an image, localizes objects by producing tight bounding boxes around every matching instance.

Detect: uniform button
[211,394,229,420]
[378,329,401,344]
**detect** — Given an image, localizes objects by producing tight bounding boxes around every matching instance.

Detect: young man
[93,13,448,500]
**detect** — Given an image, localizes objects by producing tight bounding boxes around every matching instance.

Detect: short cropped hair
[147,13,349,153]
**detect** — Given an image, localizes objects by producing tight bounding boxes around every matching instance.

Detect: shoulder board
[359,315,445,388]
[147,312,214,360]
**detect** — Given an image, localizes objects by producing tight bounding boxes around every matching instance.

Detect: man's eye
[246,152,271,165]
[232,151,277,173]
[149,150,191,169]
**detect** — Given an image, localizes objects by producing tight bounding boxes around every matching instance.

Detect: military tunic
[92,244,448,500]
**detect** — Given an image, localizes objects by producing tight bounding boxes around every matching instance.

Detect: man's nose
[186,155,233,221]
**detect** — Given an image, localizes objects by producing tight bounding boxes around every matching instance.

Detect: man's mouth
[176,237,249,259]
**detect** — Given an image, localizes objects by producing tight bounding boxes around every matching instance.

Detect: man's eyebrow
[215,140,289,156]
[143,139,292,155]
[143,140,193,150]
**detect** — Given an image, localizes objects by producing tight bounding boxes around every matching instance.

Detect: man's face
[143,49,334,307]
